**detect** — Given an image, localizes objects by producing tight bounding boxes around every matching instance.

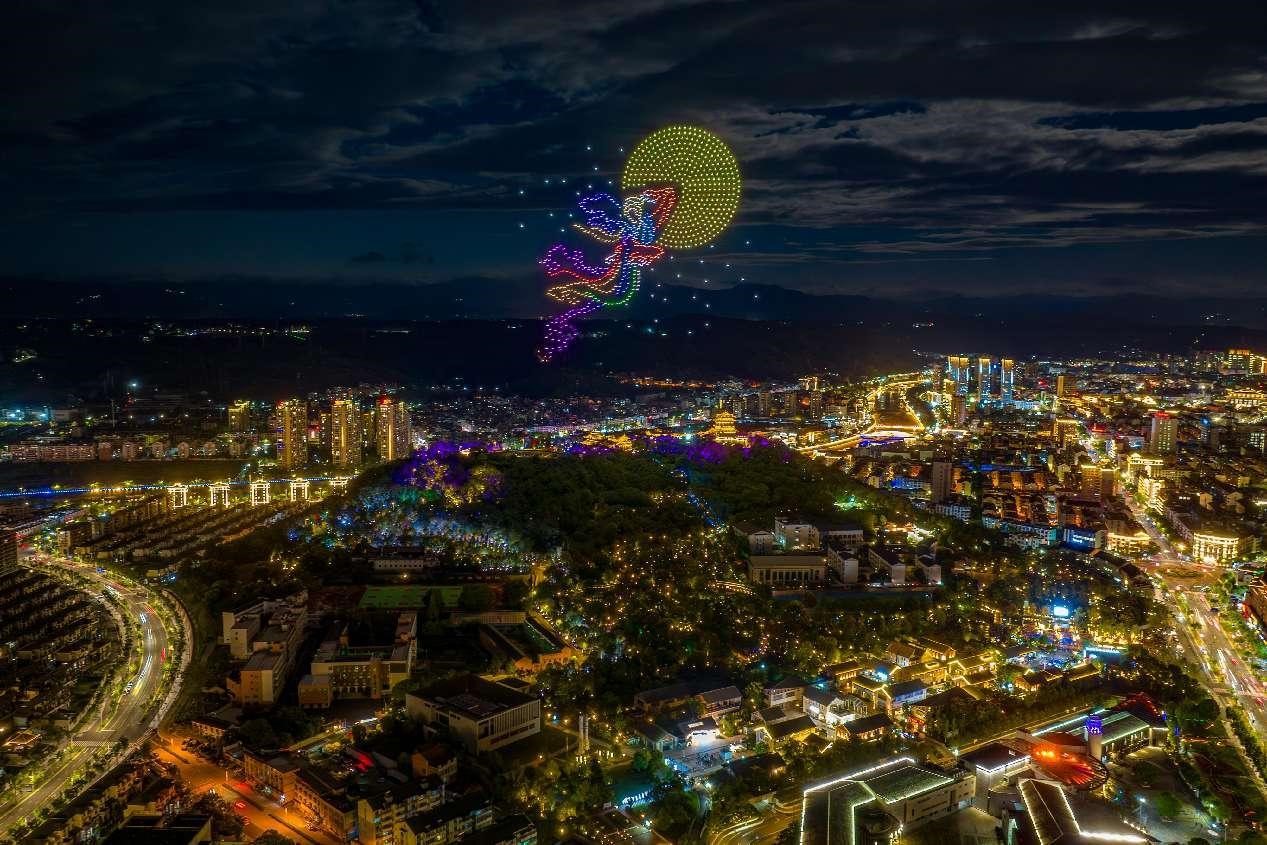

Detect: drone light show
[536,125,741,362]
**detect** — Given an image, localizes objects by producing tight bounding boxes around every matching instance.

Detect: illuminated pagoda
[705,409,740,441]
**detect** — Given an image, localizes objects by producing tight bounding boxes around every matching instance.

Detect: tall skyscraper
[1055,374,1068,397]
[278,399,309,470]
[376,398,412,461]
[946,356,972,394]
[949,394,967,427]
[976,356,994,399]
[331,398,362,470]
[806,391,823,420]
[930,461,953,504]
[1149,412,1178,454]
[999,359,1015,401]
[228,400,251,433]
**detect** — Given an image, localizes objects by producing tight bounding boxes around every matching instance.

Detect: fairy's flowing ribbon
[537,186,677,362]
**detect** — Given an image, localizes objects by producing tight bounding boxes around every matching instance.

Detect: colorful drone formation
[536,125,741,362]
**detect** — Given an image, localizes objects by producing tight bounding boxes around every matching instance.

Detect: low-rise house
[851,676,890,711]
[801,687,850,727]
[888,679,928,709]
[822,660,863,688]
[757,714,817,748]
[885,640,926,668]
[916,638,956,662]
[411,744,459,783]
[763,678,806,708]
[838,712,892,742]
[696,685,742,719]
[632,681,695,713]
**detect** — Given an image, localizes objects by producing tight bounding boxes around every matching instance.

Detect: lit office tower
[946,356,973,394]
[976,357,994,399]
[376,399,412,461]
[949,394,967,427]
[1055,375,1068,397]
[330,399,362,469]
[228,400,251,433]
[278,400,309,469]
[1149,412,1178,454]
[999,359,1015,401]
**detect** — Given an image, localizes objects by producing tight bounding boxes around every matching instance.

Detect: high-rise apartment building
[331,399,362,470]
[228,400,251,433]
[949,394,967,427]
[376,398,412,461]
[0,531,17,570]
[930,461,953,504]
[976,357,994,399]
[806,391,823,420]
[946,356,973,395]
[1225,348,1260,373]
[999,359,1015,401]
[1055,374,1068,397]
[1149,412,1178,454]
[278,399,309,470]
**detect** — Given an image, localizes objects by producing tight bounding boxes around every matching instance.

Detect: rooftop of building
[458,813,535,845]
[888,679,927,698]
[1017,778,1151,845]
[242,650,284,671]
[404,791,491,833]
[103,814,212,845]
[960,741,1029,773]
[864,762,954,803]
[414,674,537,720]
[697,685,741,704]
[764,715,816,741]
[841,712,892,736]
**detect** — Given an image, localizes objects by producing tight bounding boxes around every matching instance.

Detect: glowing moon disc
[621,125,740,250]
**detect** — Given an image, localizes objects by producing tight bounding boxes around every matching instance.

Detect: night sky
[3,1,1267,302]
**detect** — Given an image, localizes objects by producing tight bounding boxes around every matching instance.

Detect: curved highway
[0,553,180,838]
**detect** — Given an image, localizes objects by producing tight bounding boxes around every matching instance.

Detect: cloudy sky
[3,0,1267,300]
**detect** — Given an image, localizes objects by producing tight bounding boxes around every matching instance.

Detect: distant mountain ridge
[4,275,1267,330]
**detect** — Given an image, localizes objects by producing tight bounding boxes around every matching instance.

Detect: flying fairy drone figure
[536,125,741,362]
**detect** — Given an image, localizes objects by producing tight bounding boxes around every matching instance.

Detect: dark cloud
[1,0,1266,296]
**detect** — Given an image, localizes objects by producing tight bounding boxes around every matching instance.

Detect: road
[1121,492,1267,724]
[0,554,179,837]
[1179,591,1267,729]
[1120,491,1267,799]
[154,741,340,845]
